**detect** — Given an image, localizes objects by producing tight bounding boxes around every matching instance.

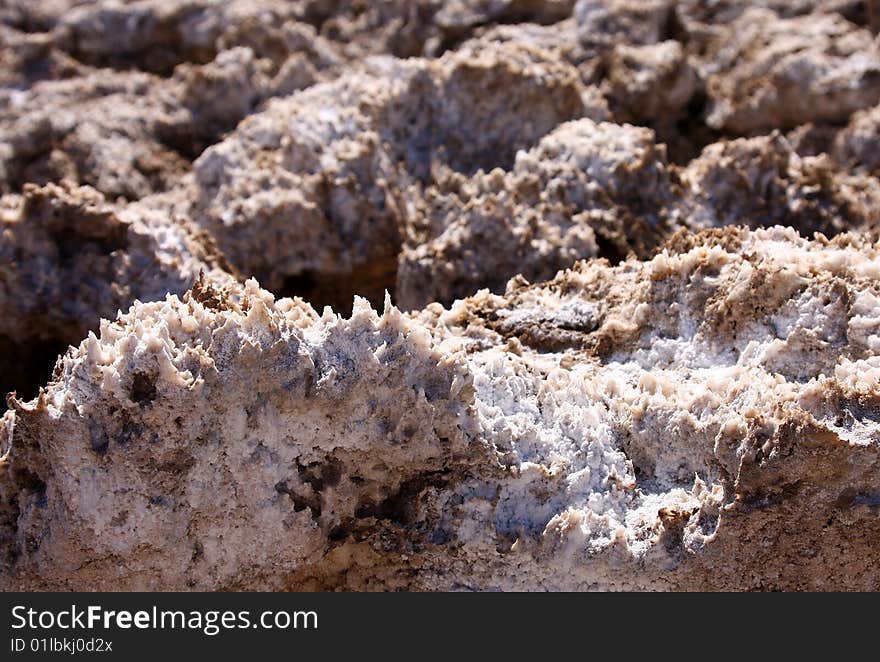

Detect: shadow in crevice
[0,335,69,402]
[276,255,399,318]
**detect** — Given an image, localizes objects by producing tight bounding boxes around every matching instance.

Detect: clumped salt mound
[699,8,880,133]
[3,228,879,590]
[50,0,315,74]
[396,122,880,310]
[324,0,578,58]
[680,133,880,236]
[0,182,233,398]
[0,40,341,200]
[0,278,482,589]
[395,117,675,309]
[604,40,698,124]
[0,68,193,199]
[834,103,880,176]
[37,0,577,71]
[191,41,595,311]
[574,0,675,51]
[190,60,407,311]
[0,23,86,89]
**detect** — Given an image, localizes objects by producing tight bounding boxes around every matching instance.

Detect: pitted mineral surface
[2,1,880,591]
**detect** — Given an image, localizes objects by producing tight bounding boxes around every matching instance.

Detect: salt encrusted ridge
[3,227,879,590]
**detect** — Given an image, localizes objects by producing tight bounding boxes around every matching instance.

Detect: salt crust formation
[3,227,880,590]
[2,0,880,590]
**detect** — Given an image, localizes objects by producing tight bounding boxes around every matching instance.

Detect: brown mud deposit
[1,0,880,591]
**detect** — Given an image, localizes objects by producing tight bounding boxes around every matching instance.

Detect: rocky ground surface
[1,0,879,590]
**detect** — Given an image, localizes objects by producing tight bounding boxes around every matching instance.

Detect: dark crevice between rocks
[276,254,399,318]
[653,90,723,166]
[3,147,70,196]
[833,1,880,32]
[0,335,68,402]
[0,12,57,34]
[156,115,254,164]
[593,229,629,265]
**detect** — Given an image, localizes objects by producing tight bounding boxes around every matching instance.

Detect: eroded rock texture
[2,1,880,591]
